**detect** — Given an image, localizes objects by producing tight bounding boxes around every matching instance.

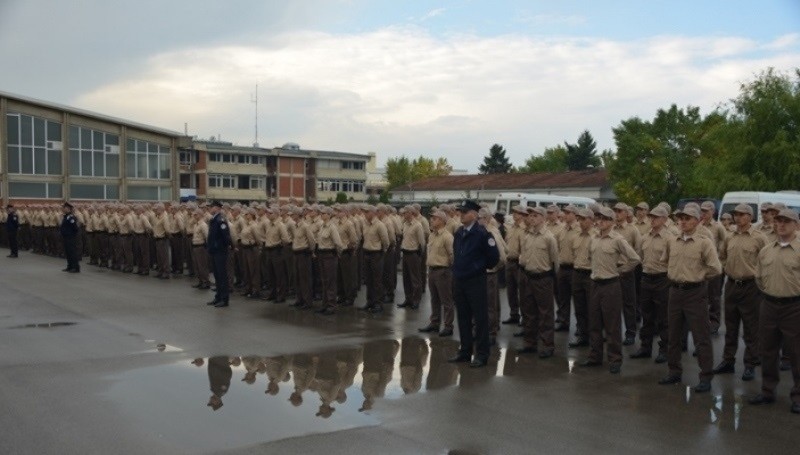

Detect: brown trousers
[667,284,713,381]
[182,235,194,275]
[505,260,521,318]
[110,234,122,270]
[135,234,150,274]
[428,267,454,330]
[294,251,313,306]
[620,270,637,338]
[639,274,670,353]
[707,275,723,331]
[723,279,761,367]
[758,297,800,403]
[402,250,423,305]
[556,266,573,325]
[121,235,134,271]
[521,273,555,352]
[283,245,295,292]
[588,278,623,365]
[571,270,592,339]
[487,272,500,337]
[170,235,184,273]
[364,251,384,307]
[155,238,170,277]
[265,247,286,299]
[383,244,398,298]
[337,250,357,302]
[319,251,338,308]
[191,245,210,284]
[241,246,260,294]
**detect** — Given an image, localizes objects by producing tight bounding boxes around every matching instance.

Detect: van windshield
[720,203,759,222]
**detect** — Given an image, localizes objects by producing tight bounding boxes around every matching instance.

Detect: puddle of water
[10,322,77,329]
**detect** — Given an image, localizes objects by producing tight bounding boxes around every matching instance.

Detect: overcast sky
[1,0,798,171]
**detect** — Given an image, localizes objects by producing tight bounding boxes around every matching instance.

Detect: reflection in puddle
[10,321,77,329]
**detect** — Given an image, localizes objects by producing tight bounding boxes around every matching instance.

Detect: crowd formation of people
[1,196,798,414]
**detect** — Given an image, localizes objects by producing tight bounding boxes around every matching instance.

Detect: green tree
[518,145,569,173]
[335,191,349,203]
[386,156,412,190]
[386,155,453,189]
[378,190,390,204]
[479,144,513,174]
[565,130,601,170]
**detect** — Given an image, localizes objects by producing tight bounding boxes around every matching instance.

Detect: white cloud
[74,29,800,171]
[421,8,446,21]
[517,13,587,27]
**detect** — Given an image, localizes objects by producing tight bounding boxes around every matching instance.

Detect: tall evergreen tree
[479,144,513,174]
[565,130,601,170]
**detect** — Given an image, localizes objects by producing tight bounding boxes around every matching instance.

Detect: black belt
[154,236,167,240]
[763,294,800,304]
[508,258,519,263]
[294,249,311,255]
[526,270,553,280]
[119,233,131,236]
[318,249,336,253]
[593,277,618,286]
[671,281,703,290]
[193,243,206,248]
[364,250,382,255]
[574,268,592,275]
[560,263,574,270]
[264,245,282,250]
[430,265,449,270]
[402,249,419,254]
[727,276,755,286]
[239,244,255,249]
[642,272,668,279]
[341,249,353,254]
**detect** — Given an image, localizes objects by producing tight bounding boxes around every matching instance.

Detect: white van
[494,192,596,220]
[718,191,800,222]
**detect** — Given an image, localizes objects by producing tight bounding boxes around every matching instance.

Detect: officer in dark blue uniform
[6,204,20,258]
[60,202,80,273]
[207,201,232,307]
[448,200,500,368]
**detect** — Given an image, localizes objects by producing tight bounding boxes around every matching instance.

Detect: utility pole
[251,84,259,148]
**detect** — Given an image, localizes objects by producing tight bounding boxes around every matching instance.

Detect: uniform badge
[488,238,496,247]
[221,223,227,230]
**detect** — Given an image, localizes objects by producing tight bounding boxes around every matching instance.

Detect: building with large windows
[1,91,189,204]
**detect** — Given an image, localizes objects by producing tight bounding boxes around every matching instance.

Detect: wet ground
[1,253,798,454]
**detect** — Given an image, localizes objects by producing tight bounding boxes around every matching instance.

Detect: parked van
[494,193,596,221]
[718,191,800,222]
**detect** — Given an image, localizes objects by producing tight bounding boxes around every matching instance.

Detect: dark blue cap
[456,200,481,212]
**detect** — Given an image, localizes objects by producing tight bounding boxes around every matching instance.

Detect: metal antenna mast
[251,84,259,147]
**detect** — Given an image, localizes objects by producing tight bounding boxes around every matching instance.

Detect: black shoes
[780,360,791,371]
[694,381,711,393]
[538,350,554,359]
[568,338,589,348]
[447,354,471,363]
[609,364,621,374]
[748,394,775,405]
[630,349,652,359]
[438,329,453,337]
[67,269,80,273]
[579,360,602,368]
[712,361,735,374]
[512,331,524,337]
[623,336,636,346]
[658,375,682,385]
[469,359,487,368]
[501,316,520,325]
[792,402,800,414]
[7,254,18,258]
[396,302,411,308]
[418,325,438,333]
[207,299,220,306]
[553,322,569,332]
[654,353,667,364]
[518,346,537,354]
[214,301,229,308]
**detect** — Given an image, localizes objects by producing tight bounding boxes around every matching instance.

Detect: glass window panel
[81,151,93,176]
[93,151,104,176]
[69,126,80,148]
[69,150,80,175]
[160,145,169,154]
[80,128,92,149]
[126,153,136,177]
[93,131,104,151]
[128,185,159,201]
[148,154,159,179]
[106,185,119,200]
[34,148,46,174]
[106,134,119,146]
[20,115,32,145]
[138,141,148,153]
[137,154,148,178]
[47,121,62,142]
[71,184,104,199]
[7,115,19,145]
[105,154,119,177]
[126,138,135,153]
[9,182,46,198]
[159,155,170,179]
[21,146,33,174]
[48,150,62,175]
[48,183,62,199]
[8,146,20,173]
[33,117,45,146]
[159,186,172,201]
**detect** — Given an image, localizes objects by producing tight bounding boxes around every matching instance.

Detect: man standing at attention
[207,201,232,308]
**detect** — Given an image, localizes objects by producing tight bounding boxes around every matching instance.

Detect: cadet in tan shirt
[633,202,652,236]
[238,209,262,299]
[190,209,211,289]
[700,201,728,334]
[399,206,426,309]
[152,203,171,279]
[503,205,528,325]
[419,210,455,336]
[581,206,640,374]
[658,206,722,393]
[631,206,671,362]
[378,205,399,305]
[316,207,345,313]
[555,205,580,332]
[291,208,316,310]
[612,202,642,345]
[479,208,507,343]
[569,208,595,347]
[361,206,390,313]
[750,209,800,413]
[518,207,559,357]
[334,206,359,306]
[714,203,766,380]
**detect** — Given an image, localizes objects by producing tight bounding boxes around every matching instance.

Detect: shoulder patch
[488,238,496,247]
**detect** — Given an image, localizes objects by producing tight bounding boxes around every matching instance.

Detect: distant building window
[341,161,365,170]
[128,185,171,201]
[249,176,265,190]
[317,179,365,193]
[6,113,63,176]
[9,182,62,199]
[70,184,119,200]
[208,174,237,189]
[179,151,195,165]
[125,138,170,180]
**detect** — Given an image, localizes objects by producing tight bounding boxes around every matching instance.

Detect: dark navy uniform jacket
[60,213,79,238]
[452,222,500,280]
[6,213,19,232]
[207,213,231,255]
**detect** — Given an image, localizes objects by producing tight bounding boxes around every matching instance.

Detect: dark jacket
[6,213,19,232]
[207,213,231,255]
[452,222,500,280]
[60,213,79,238]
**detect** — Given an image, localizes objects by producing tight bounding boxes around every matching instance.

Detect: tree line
[384,67,800,206]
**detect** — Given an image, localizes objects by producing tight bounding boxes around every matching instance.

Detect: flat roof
[1,90,185,138]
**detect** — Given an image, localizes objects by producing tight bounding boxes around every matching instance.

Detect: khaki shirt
[131,213,151,234]
[381,215,397,246]
[363,217,390,252]
[720,226,766,279]
[191,220,208,245]
[416,215,430,239]
[169,212,185,235]
[662,231,722,283]
[505,222,525,261]
[119,213,134,234]
[634,218,651,236]
[572,230,594,270]
[400,220,425,251]
[317,220,344,252]
[335,218,358,250]
[757,237,800,297]
[589,231,640,280]
[487,225,507,273]
[152,212,170,238]
[557,221,579,265]
[292,219,316,251]
[265,218,291,247]
[238,219,260,246]
[640,227,669,274]
[426,227,454,267]
[106,213,119,234]
[446,217,460,235]
[613,221,642,252]
[520,226,559,273]
[545,220,564,239]
[98,213,110,232]
[702,220,727,251]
